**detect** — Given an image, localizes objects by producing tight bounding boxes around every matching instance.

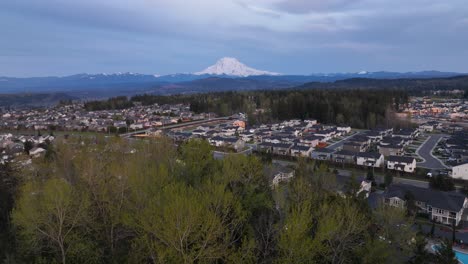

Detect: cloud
[273,0,362,14]
[1,0,468,76]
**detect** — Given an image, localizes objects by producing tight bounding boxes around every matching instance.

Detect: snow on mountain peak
[195,57,280,77]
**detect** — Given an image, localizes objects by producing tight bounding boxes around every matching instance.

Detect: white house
[356,152,384,168]
[384,184,468,226]
[290,145,313,157]
[387,156,417,173]
[358,180,373,198]
[271,167,295,188]
[29,147,46,158]
[452,162,468,180]
[419,123,434,132]
[208,136,245,151]
[337,126,352,134]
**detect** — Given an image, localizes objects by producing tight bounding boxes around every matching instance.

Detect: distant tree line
[134,89,408,128]
[82,89,408,129]
[84,96,134,111]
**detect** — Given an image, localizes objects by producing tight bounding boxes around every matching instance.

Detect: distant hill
[0,93,76,108]
[0,73,467,107]
[294,75,468,93]
[0,70,464,95]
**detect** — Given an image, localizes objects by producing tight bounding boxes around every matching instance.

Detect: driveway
[416,134,449,170]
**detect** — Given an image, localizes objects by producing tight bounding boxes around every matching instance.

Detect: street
[416,134,448,170]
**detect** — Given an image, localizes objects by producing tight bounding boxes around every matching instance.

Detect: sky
[1,0,468,77]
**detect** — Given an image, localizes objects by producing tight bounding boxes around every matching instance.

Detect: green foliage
[6,137,419,263]
[384,173,393,187]
[89,89,409,129]
[84,96,133,111]
[408,234,433,264]
[366,170,375,182]
[434,239,458,264]
[429,174,455,191]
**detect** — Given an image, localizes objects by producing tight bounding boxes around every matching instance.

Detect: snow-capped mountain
[195,57,280,77]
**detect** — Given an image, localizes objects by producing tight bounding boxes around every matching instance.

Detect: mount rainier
[195,57,280,77]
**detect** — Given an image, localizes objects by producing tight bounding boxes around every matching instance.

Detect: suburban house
[342,142,367,153]
[311,148,335,160]
[272,143,294,155]
[337,126,352,134]
[356,152,384,168]
[348,135,371,147]
[313,130,335,142]
[257,142,293,155]
[333,150,357,164]
[379,143,404,157]
[393,128,419,140]
[192,129,207,137]
[290,144,313,157]
[29,147,46,158]
[271,166,295,188]
[384,184,468,226]
[263,136,284,144]
[373,127,393,137]
[299,135,321,148]
[452,162,468,180]
[419,123,435,132]
[387,156,417,173]
[208,136,245,151]
[364,131,383,143]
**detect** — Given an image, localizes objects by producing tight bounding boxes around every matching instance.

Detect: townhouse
[386,155,417,173]
[356,152,384,168]
[384,184,468,226]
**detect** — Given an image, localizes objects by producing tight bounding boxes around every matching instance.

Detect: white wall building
[452,162,468,180]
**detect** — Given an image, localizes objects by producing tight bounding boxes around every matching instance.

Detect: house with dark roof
[257,142,276,153]
[290,144,313,157]
[364,131,383,143]
[386,155,416,173]
[299,135,321,147]
[356,152,384,167]
[342,141,368,152]
[272,143,294,155]
[378,143,404,157]
[270,165,295,188]
[393,128,419,140]
[209,136,245,151]
[311,148,335,161]
[384,184,468,225]
[333,150,357,164]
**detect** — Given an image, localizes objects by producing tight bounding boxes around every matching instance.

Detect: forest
[0,136,456,263]
[85,89,409,129]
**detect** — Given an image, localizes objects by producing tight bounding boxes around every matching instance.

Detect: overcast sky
[2,0,468,77]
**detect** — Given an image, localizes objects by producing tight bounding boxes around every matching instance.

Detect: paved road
[416,134,449,170]
[120,117,230,138]
[326,131,364,150]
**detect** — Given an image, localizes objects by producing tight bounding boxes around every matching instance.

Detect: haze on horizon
[2,0,468,77]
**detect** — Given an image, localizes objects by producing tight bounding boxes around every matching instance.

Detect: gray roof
[314,148,335,154]
[291,144,311,151]
[334,150,358,157]
[357,152,382,159]
[384,184,466,212]
[387,155,415,163]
